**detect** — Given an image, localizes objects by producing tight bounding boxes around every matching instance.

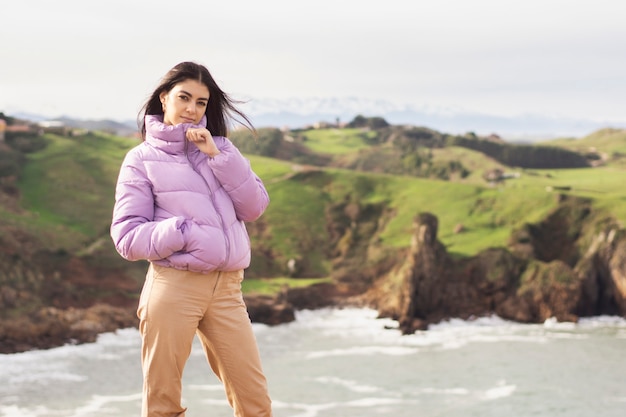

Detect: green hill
[540,128,626,167]
[1,120,625,323]
[231,121,626,276]
[6,123,626,264]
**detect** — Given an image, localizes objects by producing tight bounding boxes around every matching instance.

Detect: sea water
[1,308,625,417]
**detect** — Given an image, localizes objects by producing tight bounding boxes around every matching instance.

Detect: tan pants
[137,264,273,417]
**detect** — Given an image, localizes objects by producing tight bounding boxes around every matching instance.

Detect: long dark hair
[139,61,254,139]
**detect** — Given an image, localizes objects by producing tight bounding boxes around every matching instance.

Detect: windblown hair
[139,61,254,139]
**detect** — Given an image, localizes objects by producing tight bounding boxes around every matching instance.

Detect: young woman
[110,61,272,417]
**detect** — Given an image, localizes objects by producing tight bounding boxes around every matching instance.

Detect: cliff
[361,195,626,333]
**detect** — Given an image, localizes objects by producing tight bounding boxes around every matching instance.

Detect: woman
[110,61,272,417]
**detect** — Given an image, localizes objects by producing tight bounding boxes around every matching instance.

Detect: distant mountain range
[242,97,626,141]
[9,97,626,142]
[9,111,139,137]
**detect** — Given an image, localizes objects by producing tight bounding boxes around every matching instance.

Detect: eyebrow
[179,90,209,102]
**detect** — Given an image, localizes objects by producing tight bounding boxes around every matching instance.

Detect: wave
[0,329,140,387]
[480,380,517,401]
[1,308,624,417]
[268,379,515,417]
[2,308,623,360]
[187,384,225,392]
[283,308,626,351]
[0,405,56,417]
[0,393,141,417]
[314,376,381,393]
[0,328,139,360]
[271,397,414,417]
[67,393,142,417]
[306,345,418,359]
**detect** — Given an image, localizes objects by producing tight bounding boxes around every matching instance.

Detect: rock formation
[362,196,626,334]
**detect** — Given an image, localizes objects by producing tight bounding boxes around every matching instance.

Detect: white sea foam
[93,328,141,347]
[578,315,626,327]
[543,317,577,330]
[271,400,337,417]
[393,317,548,349]
[414,387,470,395]
[306,345,418,359]
[272,396,413,417]
[479,380,517,401]
[285,309,626,352]
[187,384,224,391]
[197,398,230,407]
[314,376,381,393]
[9,370,88,384]
[1,328,138,360]
[293,308,397,336]
[0,393,140,417]
[343,397,410,407]
[0,405,62,417]
[407,381,516,403]
[68,393,141,417]
[1,355,88,385]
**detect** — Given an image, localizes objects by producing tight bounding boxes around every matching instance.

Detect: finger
[188,131,204,142]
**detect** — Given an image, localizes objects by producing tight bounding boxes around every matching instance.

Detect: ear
[159,91,167,104]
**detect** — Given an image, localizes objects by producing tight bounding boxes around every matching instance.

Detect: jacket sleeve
[208,137,270,222]
[110,151,187,261]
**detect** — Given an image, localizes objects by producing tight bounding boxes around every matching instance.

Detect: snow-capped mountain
[5,97,624,141]
[241,97,625,141]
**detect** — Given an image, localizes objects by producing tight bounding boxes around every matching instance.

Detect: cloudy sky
[1,0,625,126]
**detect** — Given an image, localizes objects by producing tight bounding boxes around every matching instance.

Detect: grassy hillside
[7,124,626,285]
[251,161,558,258]
[17,132,137,250]
[543,128,626,167]
[299,128,377,154]
[245,126,626,265]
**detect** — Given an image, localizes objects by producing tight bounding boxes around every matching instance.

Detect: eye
[179,95,189,101]
[198,101,207,107]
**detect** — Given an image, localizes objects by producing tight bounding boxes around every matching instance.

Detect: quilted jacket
[110,114,269,273]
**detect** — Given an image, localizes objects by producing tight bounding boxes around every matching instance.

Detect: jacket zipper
[186,152,230,269]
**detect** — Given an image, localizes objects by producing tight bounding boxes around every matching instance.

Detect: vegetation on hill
[448,134,590,168]
[541,128,626,167]
[231,115,596,182]
[3,116,624,280]
[1,113,626,351]
[229,116,624,277]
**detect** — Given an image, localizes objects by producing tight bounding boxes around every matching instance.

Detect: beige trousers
[137,264,273,417]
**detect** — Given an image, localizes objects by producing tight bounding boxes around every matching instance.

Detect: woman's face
[160,79,210,125]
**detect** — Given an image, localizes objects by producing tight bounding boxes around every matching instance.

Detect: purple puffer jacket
[110,114,269,273]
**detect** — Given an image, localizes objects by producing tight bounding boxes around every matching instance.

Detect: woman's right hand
[186,127,220,157]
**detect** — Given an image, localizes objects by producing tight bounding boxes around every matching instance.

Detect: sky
[1,0,626,127]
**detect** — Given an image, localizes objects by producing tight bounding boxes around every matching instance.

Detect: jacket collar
[144,114,207,155]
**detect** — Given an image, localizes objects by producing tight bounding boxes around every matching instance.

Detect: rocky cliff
[361,195,626,333]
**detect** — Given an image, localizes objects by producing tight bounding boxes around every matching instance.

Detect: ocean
[1,308,625,417]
